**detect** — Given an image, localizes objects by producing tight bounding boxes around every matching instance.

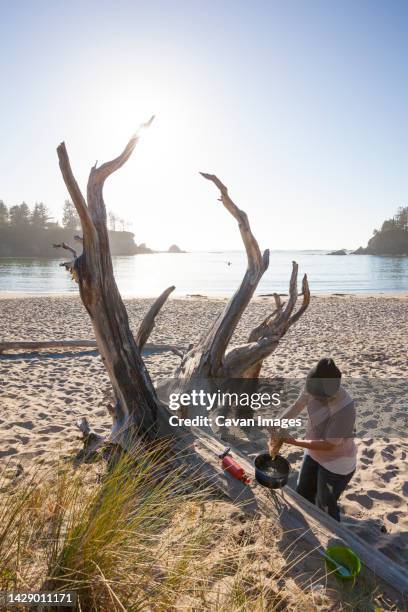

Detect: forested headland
[353,205,408,255]
[0,200,153,256]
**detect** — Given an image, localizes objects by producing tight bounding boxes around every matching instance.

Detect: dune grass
[1,445,212,609]
[0,447,394,611]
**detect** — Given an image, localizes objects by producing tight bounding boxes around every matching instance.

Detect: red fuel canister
[219,447,250,484]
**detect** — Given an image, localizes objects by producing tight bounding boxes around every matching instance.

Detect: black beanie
[306,358,341,398]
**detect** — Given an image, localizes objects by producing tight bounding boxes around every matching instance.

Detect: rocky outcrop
[109,231,153,255]
[327,249,347,255]
[351,246,366,255]
[352,229,408,255]
[168,244,185,253]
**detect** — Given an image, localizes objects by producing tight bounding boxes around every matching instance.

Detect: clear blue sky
[1,0,407,250]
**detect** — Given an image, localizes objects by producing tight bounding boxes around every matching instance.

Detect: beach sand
[0,294,407,567]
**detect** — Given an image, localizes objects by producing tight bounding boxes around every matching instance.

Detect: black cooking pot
[254,453,290,489]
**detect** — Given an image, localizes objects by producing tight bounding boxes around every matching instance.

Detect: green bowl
[325,545,361,581]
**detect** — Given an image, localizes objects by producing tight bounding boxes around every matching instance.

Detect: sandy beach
[0,293,407,568]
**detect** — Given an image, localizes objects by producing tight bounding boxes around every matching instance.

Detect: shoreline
[1,291,408,300]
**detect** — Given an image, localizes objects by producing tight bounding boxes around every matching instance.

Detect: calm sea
[0,251,407,296]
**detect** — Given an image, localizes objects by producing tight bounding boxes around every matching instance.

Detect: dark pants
[296,454,354,521]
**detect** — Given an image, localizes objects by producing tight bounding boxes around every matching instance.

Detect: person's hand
[268,432,299,456]
[268,436,284,458]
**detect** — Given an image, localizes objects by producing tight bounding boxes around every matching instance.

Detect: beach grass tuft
[0,448,392,611]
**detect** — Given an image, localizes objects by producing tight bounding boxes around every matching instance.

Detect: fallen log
[0,340,184,356]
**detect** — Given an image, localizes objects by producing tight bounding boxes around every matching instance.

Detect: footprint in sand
[364,418,378,429]
[386,511,401,524]
[368,489,401,504]
[345,492,373,509]
[381,470,399,483]
[360,457,371,466]
[381,445,397,461]
[0,447,18,458]
[37,425,64,434]
[14,421,34,430]
[361,447,376,459]
[382,405,393,413]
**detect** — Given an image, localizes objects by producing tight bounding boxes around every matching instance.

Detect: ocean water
[0,250,407,296]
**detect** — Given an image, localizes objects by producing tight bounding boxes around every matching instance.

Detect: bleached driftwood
[0,340,97,353]
[135,285,177,351]
[0,340,183,356]
[55,118,178,447]
[55,121,310,448]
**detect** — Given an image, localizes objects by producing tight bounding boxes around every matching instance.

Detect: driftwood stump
[55,119,309,451]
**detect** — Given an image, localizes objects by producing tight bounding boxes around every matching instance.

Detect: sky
[1,0,408,251]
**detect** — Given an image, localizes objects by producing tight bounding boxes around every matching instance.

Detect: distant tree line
[0,199,132,232]
[0,200,150,257]
[373,205,408,235]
